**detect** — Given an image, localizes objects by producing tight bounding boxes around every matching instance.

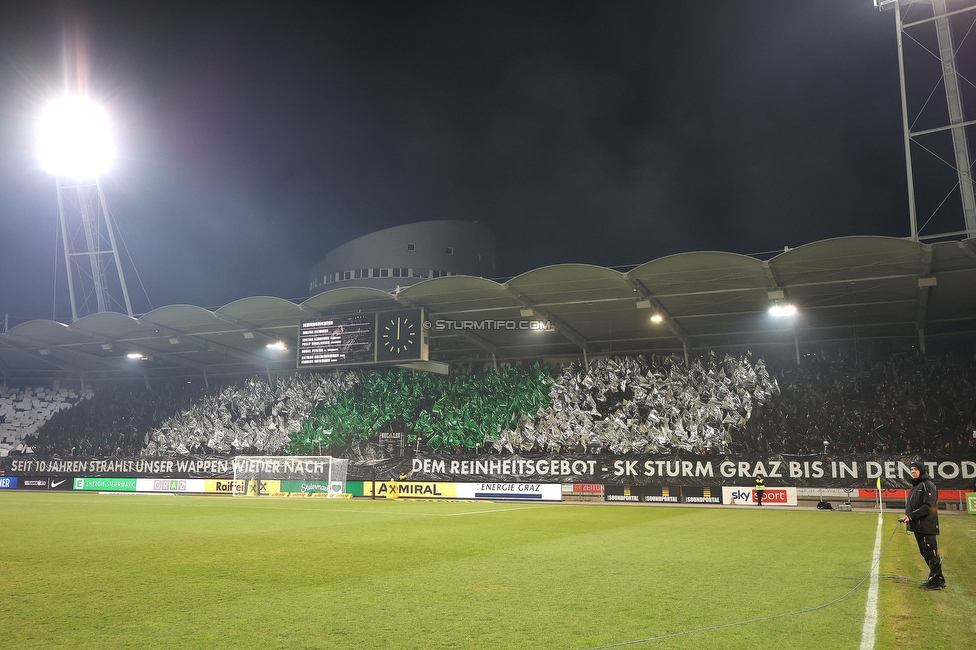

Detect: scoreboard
[298,309,426,368]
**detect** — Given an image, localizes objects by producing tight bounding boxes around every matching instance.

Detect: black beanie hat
[909,461,925,472]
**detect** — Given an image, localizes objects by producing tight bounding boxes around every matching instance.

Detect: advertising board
[455,483,561,501]
[359,481,457,499]
[968,493,976,515]
[134,478,206,493]
[722,486,798,506]
[16,477,50,490]
[347,481,562,501]
[73,477,137,491]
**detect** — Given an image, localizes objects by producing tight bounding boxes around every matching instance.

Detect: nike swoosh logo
[51,480,66,488]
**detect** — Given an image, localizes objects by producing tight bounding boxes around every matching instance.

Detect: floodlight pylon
[54,174,133,321]
[881,0,976,241]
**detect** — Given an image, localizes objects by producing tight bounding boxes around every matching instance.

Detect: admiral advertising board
[349,481,562,501]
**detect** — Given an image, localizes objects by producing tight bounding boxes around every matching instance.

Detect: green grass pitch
[1,493,973,649]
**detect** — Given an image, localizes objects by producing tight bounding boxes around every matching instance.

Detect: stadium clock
[376,310,421,361]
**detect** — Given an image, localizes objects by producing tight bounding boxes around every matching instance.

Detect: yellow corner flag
[876,475,883,512]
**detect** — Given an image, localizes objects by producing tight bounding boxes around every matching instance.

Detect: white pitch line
[859,513,884,650]
[444,505,550,517]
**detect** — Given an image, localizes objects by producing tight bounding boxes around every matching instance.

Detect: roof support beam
[628,278,690,365]
[503,286,594,355]
[916,245,935,354]
[0,332,103,375]
[139,319,287,369]
[393,293,500,357]
[67,327,211,373]
[959,240,976,259]
[212,313,297,350]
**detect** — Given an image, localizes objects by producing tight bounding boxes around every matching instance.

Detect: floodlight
[650,313,664,323]
[127,352,144,360]
[768,304,797,318]
[37,95,114,178]
[267,341,287,351]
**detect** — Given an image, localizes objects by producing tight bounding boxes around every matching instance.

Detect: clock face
[377,310,421,360]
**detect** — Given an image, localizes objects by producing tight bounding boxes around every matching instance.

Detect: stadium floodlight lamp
[650,313,664,324]
[37,95,114,178]
[768,303,797,318]
[126,352,144,360]
[267,341,287,351]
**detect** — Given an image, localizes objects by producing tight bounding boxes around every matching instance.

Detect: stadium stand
[744,348,976,456]
[493,354,777,455]
[0,385,91,456]
[144,372,360,455]
[27,382,204,456]
[22,348,976,458]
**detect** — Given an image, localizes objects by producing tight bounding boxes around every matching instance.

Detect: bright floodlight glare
[37,96,114,178]
[267,341,287,351]
[126,352,144,360]
[650,313,664,323]
[768,304,797,318]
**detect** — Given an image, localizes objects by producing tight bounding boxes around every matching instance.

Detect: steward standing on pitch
[899,461,945,591]
[754,474,765,506]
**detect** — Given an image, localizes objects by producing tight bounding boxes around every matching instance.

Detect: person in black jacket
[899,461,944,590]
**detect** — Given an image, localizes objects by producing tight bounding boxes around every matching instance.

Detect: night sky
[0,2,929,324]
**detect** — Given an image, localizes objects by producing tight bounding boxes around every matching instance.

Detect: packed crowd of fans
[26,382,207,456]
[144,372,359,455]
[741,348,976,456]
[0,385,91,456]
[18,346,976,457]
[494,353,777,454]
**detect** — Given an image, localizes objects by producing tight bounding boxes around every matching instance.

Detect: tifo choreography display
[0,349,972,504]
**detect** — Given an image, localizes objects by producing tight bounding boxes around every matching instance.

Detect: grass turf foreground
[1,493,973,649]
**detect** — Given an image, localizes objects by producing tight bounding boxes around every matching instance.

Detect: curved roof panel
[6,319,78,345]
[301,287,398,314]
[0,235,973,383]
[71,312,145,338]
[400,276,517,316]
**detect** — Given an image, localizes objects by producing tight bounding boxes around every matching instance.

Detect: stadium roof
[2,236,975,384]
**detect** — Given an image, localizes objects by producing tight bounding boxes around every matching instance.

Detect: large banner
[354,453,976,490]
[1,455,232,478]
[2,453,975,489]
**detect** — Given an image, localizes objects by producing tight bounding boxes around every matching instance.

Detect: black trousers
[914,533,942,578]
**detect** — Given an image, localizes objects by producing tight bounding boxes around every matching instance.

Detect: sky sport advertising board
[722,486,798,506]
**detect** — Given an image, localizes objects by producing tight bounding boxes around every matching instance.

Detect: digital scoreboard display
[298,314,376,366]
[298,309,426,368]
